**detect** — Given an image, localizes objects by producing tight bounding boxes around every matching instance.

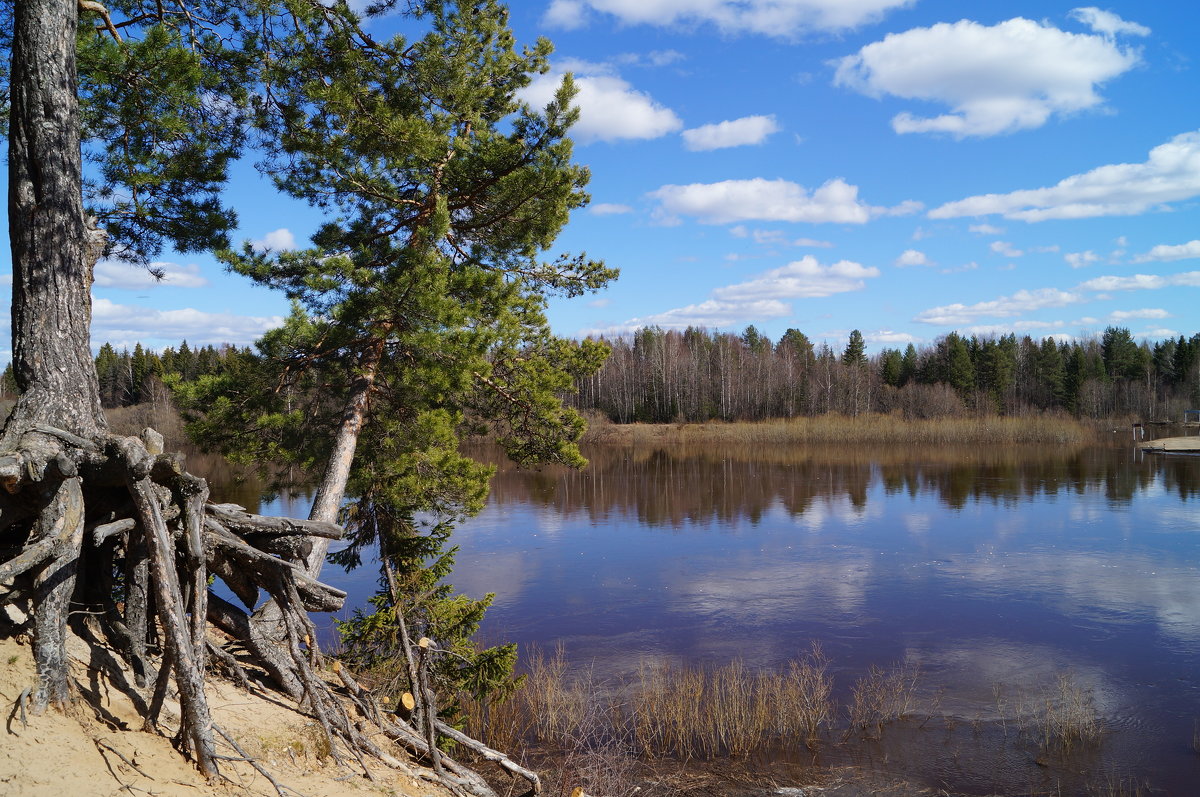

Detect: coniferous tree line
[569,325,1200,422]
[1,341,249,407]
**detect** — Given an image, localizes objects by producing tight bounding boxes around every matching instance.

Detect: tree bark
[303,337,384,576]
[7,0,106,442]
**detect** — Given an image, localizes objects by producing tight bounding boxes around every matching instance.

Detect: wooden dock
[1140,436,1200,453]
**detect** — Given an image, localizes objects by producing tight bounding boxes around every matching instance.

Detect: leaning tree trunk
[304,337,384,574]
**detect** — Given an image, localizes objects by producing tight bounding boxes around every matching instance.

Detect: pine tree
[175,0,615,717]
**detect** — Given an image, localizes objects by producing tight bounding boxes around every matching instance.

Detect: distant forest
[0,341,249,409]
[2,327,1197,422]
[566,326,1200,423]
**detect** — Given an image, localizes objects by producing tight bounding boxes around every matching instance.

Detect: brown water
[226,443,1200,794]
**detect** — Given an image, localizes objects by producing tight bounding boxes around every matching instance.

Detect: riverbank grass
[583,412,1101,447]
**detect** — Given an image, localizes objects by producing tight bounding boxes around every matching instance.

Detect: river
[221,441,1200,794]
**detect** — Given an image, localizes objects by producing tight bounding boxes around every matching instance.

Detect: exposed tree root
[0,423,532,796]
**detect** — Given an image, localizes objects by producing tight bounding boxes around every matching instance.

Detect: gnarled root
[0,424,525,794]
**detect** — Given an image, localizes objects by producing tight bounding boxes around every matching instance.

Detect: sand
[0,631,455,797]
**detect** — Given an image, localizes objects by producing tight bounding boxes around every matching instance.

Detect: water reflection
[444,443,1200,792]
[208,443,1200,792]
[482,444,1199,524]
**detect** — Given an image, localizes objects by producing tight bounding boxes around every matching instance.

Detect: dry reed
[583,412,1098,447]
[1037,673,1102,754]
[846,660,921,740]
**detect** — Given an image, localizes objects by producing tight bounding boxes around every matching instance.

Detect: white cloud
[682,115,781,151]
[1076,271,1200,292]
[969,223,1003,235]
[615,49,687,67]
[990,241,1023,258]
[587,298,792,336]
[542,0,915,38]
[1109,308,1170,321]
[868,329,920,344]
[543,0,588,29]
[895,249,931,267]
[91,298,285,347]
[93,261,208,290]
[930,131,1200,221]
[915,288,1083,325]
[960,321,1065,338]
[251,228,297,252]
[1068,7,1150,38]
[734,228,834,248]
[648,177,909,225]
[941,261,979,274]
[714,256,880,301]
[1133,240,1200,263]
[834,17,1141,137]
[590,203,634,215]
[520,65,681,143]
[585,255,879,335]
[1065,251,1100,268]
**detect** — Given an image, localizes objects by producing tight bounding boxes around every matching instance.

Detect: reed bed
[583,412,1100,447]
[471,643,840,763]
[1037,672,1102,753]
[845,660,921,740]
[457,648,1130,796]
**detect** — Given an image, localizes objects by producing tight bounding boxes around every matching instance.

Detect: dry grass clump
[1037,673,1102,753]
[489,643,837,766]
[846,660,921,740]
[631,645,835,759]
[584,412,1096,447]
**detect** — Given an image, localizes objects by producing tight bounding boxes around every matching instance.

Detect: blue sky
[5,0,1200,361]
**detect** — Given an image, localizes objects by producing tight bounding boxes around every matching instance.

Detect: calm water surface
[235,442,1200,794]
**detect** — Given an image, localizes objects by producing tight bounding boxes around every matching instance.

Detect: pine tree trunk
[304,338,384,576]
[6,0,106,442]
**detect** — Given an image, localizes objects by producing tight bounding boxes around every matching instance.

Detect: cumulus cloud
[834,16,1142,137]
[969,223,1004,235]
[930,131,1200,221]
[1133,239,1200,262]
[648,177,910,225]
[590,203,634,215]
[586,298,792,336]
[714,256,880,301]
[1068,7,1150,38]
[91,298,285,347]
[868,329,920,344]
[1076,271,1200,292]
[682,115,781,151]
[990,241,1023,258]
[520,63,681,143]
[1065,251,1100,268]
[1109,308,1170,321]
[542,0,914,38]
[93,261,208,290]
[733,227,834,248]
[915,288,1083,325]
[586,255,879,335]
[251,228,297,252]
[894,249,931,267]
[542,0,588,29]
[614,49,687,67]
